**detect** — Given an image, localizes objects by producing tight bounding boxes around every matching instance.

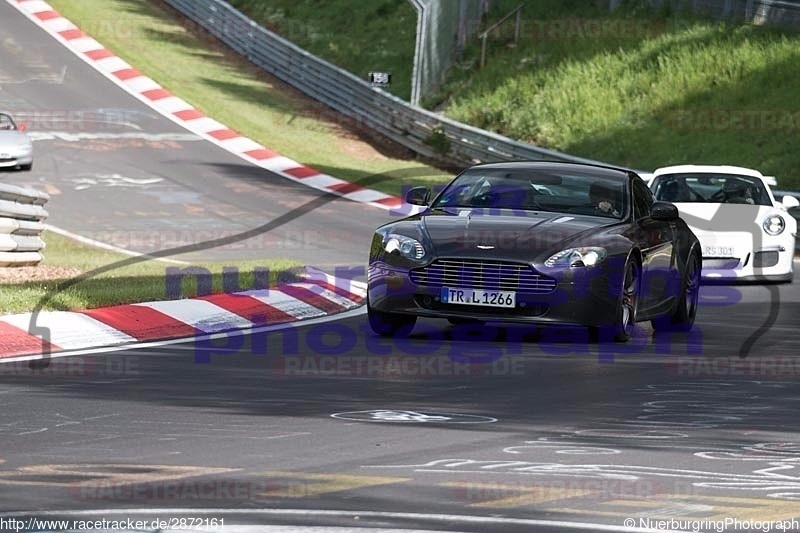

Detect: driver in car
[589,182,620,217]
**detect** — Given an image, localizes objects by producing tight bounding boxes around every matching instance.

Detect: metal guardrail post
[478,4,524,69]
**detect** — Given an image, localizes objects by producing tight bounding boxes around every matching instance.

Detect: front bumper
[0,152,32,168]
[695,230,794,282]
[368,262,623,328]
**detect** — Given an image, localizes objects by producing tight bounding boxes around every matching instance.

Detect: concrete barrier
[0,184,48,267]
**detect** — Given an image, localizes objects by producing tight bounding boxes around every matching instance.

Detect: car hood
[0,130,29,146]
[420,208,615,261]
[673,203,793,232]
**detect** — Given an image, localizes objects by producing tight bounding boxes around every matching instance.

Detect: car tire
[367,300,416,337]
[615,258,641,342]
[652,252,700,332]
[19,163,32,171]
[590,257,640,343]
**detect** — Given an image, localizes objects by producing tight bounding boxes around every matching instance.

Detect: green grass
[434,1,800,188]
[0,232,300,314]
[225,0,800,189]
[227,0,417,102]
[47,0,451,198]
[46,0,800,191]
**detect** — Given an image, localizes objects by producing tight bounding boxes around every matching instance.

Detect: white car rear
[648,165,797,282]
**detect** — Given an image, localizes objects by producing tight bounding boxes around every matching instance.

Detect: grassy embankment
[437,1,800,189]
[234,0,800,189]
[227,0,417,102]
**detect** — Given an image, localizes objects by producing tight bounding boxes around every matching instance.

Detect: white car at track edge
[0,111,33,171]
[647,165,798,283]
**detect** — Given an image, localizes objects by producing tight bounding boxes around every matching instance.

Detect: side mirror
[782,195,800,209]
[651,201,679,221]
[405,186,430,206]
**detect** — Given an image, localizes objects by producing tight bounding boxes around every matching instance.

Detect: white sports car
[648,165,798,283]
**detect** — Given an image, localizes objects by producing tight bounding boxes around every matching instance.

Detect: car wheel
[652,252,700,332]
[589,258,640,343]
[615,259,640,342]
[19,163,32,171]
[367,299,416,337]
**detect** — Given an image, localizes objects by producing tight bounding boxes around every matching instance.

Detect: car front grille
[702,258,740,270]
[410,258,556,294]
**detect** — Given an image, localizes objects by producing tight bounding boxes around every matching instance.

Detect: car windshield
[0,112,17,131]
[652,173,772,206]
[431,168,628,219]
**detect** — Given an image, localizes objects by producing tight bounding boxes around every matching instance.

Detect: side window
[632,180,654,219]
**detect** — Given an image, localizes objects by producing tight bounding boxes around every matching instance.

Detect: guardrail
[163,0,613,170]
[0,183,48,266]
[658,0,800,28]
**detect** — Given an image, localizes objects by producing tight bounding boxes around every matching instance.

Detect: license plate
[441,287,516,308]
[703,245,734,257]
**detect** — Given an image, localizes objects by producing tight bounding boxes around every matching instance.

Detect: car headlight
[762,214,785,236]
[545,247,607,268]
[384,234,426,261]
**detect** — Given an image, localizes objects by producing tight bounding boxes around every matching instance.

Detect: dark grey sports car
[367,161,702,342]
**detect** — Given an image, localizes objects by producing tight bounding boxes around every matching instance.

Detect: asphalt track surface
[3,3,800,533]
[0,0,395,269]
[1,278,800,533]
